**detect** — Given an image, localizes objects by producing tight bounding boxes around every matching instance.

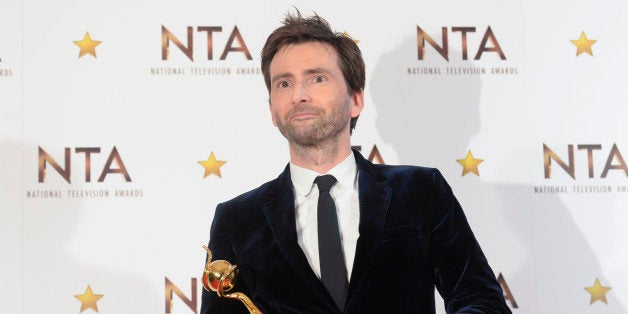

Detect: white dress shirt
[290,152,360,280]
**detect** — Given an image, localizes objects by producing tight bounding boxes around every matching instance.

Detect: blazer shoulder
[215,166,290,215]
[219,178,279,210]
[371,163,443,184]
[354,148,442,184]
[366,163,454,201]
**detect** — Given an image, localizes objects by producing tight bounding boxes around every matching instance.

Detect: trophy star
[198,152,227,178]
[74,32,102,58]
[584,278,612,305]
[74,285,104,313]
[571,31,596,57]
[456,150,484,177]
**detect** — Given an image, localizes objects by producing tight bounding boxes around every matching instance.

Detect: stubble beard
[274,97,351,150]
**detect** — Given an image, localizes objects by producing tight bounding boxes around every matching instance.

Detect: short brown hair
[261,11,365,132]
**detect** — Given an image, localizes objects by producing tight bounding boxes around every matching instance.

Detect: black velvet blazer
[201,150,511,313]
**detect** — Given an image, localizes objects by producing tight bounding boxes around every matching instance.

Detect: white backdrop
[1,0,627,313]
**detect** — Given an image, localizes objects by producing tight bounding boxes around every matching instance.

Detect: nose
[292,82,311,105]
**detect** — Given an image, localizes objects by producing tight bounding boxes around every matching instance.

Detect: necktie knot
[315,175,337,193]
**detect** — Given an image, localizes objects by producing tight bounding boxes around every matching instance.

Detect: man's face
[268,41,363,147]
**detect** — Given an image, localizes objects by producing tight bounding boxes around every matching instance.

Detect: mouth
[290,111,319,121]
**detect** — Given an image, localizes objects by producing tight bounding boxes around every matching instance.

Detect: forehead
[270,41,341,73]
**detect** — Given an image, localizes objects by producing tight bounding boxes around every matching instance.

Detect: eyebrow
[271,72,294,85]
[271,68,332,85]
[304,67,331,76]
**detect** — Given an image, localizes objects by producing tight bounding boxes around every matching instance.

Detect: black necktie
[315,175,348,310]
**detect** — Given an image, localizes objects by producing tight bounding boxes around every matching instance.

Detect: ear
[350,89,365,118]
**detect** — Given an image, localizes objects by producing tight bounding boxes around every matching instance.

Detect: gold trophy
[202,245,263,314]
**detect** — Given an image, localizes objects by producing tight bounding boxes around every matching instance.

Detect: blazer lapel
[346,152,392,310]
[262,165,338,311]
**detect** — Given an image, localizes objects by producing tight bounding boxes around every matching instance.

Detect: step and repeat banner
[1,0,627,313]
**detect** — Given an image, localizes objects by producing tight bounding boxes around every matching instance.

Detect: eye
[313,75,327,83]
[278,80,291,88]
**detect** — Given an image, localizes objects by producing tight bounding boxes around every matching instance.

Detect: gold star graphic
[74,285,104,313]
[74,32,102,58]
[584,278,612,305]
[342,31,359,44]
[571,31,596,57]
[198,152,226,178]
[456,150,484,176]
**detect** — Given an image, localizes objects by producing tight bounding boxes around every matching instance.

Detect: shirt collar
[290,151,358,197]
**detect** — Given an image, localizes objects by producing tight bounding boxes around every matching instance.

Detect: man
[201,11,510,314]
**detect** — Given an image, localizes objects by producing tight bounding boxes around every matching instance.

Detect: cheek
[269,106,277,125]
[269,102,289,127]
[273,90,293,103]
[271,114,278,127]
[269,104,279,125]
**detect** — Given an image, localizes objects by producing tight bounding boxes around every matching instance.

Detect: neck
[288,135,352,174]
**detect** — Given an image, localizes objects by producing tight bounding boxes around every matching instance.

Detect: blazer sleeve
[429,169,511,314]
[200,203,251,314]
